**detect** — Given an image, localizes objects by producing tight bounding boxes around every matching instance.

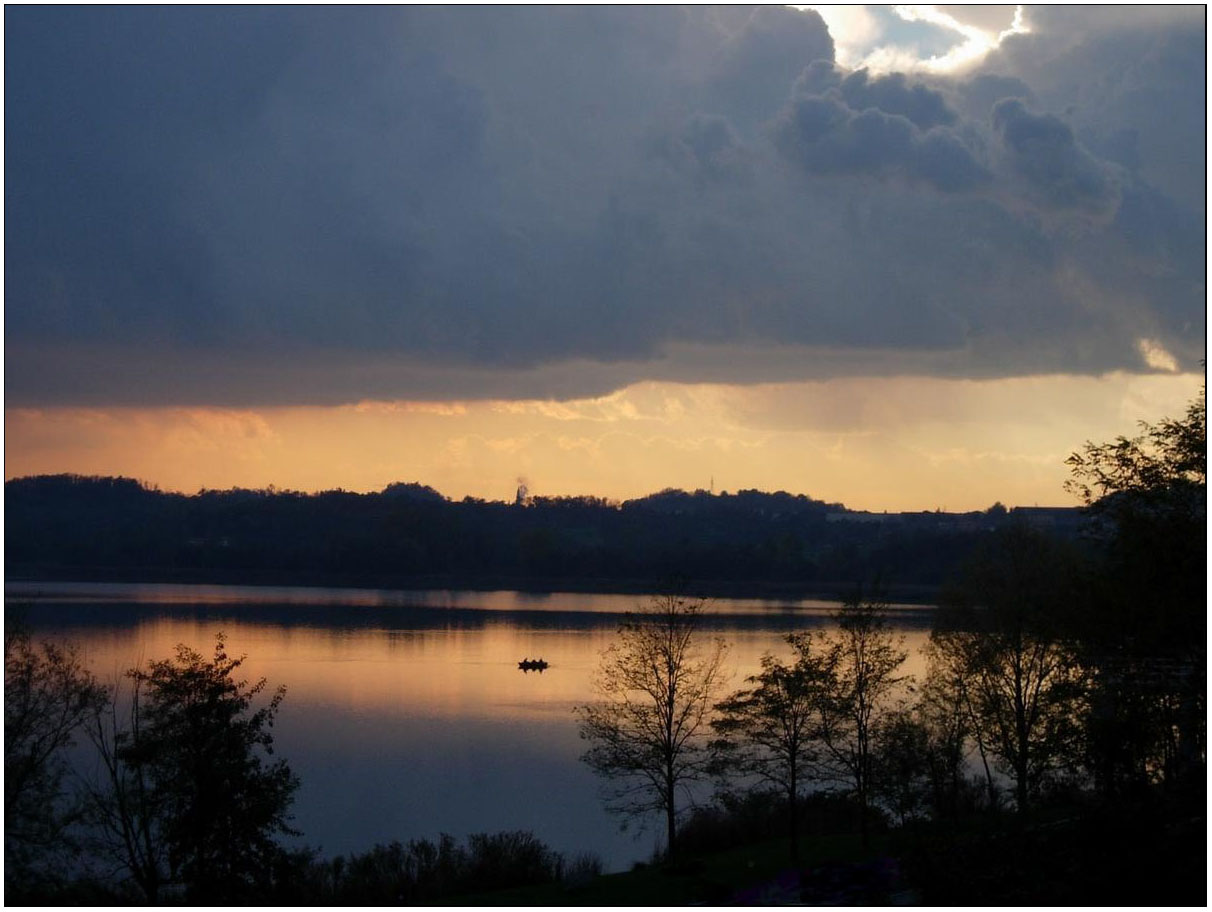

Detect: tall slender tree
[576,595,729,859]
[918,639,994,816]
[932,525,1087,813]
[711,632,830,860]
[814,592,909,844]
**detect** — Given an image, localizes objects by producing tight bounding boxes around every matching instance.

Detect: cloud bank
[5,5,1204,406]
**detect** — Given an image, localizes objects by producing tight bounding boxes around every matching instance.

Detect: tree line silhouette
[5,475,1077,595]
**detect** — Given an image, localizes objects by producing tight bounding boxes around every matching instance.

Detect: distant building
[1009,506,1084,535]
[826,511,892,525]
[823,506,1084,536]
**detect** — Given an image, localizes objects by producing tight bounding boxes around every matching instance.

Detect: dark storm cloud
[992,98,1120,211]
[651,113,750,190]
[771,85,988,191]
[4,5,1204,407]
[701,5,836,133]
[983,5,1206,204]
[954,74,1035,120]
[776,63,989,192]
[798,63,957,130]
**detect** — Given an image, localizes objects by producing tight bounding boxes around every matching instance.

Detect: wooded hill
[4,474,1083,596]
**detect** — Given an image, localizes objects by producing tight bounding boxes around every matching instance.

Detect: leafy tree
[4,621,106,892]
[814,592,910,844]
[1065,384,1205,648]
[710,632,831,860]
[870,702,931,826]
[576,595,729,859]
[916,642,994,816]
[1065,385,1205,792]
[933,525,1087,812]
[87,635,298,902]
[1065,384,1205,508]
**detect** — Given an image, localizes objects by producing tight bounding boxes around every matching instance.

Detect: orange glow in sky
[4,372,1200,513]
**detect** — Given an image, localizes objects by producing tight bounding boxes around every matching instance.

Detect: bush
[298,831,599,904]
[561,851,604,887]
[674,790,886,858]
[465,830,563,892]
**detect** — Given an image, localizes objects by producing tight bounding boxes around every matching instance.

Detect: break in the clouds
[5,5,1204,407]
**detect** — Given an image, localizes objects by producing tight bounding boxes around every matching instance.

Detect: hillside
[4,474,1083,597]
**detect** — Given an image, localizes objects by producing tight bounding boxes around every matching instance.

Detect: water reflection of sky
[10,582,933,872]
[6,579,932,616]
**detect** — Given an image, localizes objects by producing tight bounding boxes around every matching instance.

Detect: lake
[7,580,935,872]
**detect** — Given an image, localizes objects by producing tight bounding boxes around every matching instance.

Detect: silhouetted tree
[814,592,909,844]
[4,620,106,893]
[870,702,931,826]
[1066,384,1205,510]
[1066,384,1205,792]
[710,632,829,860]
[933,526,1087,813]
[915,641,991,816]
[576,595,729,859]
[86,635,298,902]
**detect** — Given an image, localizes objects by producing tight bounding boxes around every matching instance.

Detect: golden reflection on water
[7,579,922,614]
[64,614,933,723]
[18,586,937,869]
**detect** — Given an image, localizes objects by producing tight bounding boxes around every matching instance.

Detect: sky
[4,5,1205,510]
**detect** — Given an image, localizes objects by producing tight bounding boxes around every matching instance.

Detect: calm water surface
[8,581,934,872]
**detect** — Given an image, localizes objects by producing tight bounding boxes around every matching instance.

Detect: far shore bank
[4,565,941,606]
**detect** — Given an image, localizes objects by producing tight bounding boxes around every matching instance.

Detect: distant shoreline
[4,565,942,605]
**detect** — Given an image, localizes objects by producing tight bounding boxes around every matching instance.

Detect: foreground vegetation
[5,387,1203,904]
[447,796,1205,907]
